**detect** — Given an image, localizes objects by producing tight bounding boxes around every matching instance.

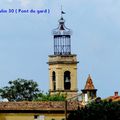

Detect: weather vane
[61,5,65,18]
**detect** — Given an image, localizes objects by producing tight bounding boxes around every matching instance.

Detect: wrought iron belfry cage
[53,17,72,55]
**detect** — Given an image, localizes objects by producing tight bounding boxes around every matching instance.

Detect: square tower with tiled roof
[81,74,97,102]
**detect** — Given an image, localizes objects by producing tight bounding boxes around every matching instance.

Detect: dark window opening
[34,115,39,119]
[90,92,95,99]
[52,71,56,90]
[52,71,56,81]
[53,82,56,91]
[64,71,71,90]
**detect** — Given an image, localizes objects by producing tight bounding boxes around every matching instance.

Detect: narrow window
[34,115,39,119]
[64,71,71,90]
[52,71,56,90]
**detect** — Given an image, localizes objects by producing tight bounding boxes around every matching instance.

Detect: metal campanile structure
[53,17,71,55]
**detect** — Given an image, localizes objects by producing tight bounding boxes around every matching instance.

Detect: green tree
[34,92,66,101]
[68,100,120,120]
[0,78,40,101]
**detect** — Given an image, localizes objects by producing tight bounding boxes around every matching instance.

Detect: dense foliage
[0,79,66,101]
[34,92,66,101]
[0,78,40,101]
[68,100,120,120]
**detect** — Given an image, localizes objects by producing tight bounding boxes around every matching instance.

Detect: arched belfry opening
[48,11,79,98]
[64,71,71,90]
[52,71,56,90]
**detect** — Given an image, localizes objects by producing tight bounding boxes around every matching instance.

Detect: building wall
[48,55,78,98]
[49,64,77,90]
[0,113,65,120]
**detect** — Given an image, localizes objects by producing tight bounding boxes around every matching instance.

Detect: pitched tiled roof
[0,101,82,111]
[107,96,120,101]
[105,92,120,101]
[84,74,95,90]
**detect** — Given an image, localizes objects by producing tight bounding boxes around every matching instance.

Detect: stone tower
[47,14,79,98]
[81,74,97,102]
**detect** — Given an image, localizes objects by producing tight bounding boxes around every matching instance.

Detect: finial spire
[88,74,91,78]
[61,5,62,18]
[61,5,65,18]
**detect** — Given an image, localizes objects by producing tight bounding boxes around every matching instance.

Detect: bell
[65,77,70,82]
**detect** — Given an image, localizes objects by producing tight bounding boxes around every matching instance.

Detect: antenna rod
[61,5,63,18]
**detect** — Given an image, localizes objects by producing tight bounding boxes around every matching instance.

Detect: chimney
[114,91,118,96]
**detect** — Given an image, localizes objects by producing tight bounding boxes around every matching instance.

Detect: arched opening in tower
[64,71,71,90]
[52,71,56,90]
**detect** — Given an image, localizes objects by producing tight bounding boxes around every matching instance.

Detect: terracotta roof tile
[106,96,120,101]
[105,92,120,101]
[84,74,95,90]
[0,101,82,111]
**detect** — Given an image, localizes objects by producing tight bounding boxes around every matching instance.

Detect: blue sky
[0,0,120,98]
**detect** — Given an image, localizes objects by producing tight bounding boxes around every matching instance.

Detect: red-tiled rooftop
[84,74,95,90]
[106,92,120,101]
[0,101,82,111]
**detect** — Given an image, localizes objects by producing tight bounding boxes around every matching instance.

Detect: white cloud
[19,0,30,7]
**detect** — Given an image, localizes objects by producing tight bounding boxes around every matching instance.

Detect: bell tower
[47,13,79,98]
[81,74,97,102]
